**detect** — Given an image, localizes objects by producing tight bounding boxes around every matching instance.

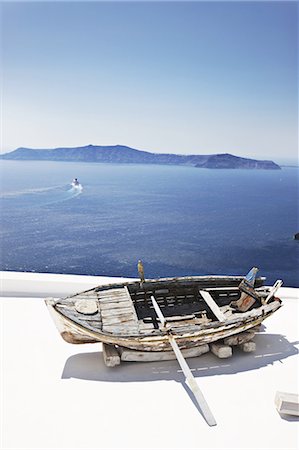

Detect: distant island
[0,145,281,170]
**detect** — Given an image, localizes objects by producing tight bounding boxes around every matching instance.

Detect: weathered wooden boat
[45,269,282,354]
[45,267,283,426]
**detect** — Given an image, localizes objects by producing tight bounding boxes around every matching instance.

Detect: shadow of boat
[62,333,298,384]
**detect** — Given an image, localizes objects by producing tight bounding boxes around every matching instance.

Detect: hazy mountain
[0,144,281,170]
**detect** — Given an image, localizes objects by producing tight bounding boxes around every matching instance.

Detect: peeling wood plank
[101,307,134,318]
[101,315,137,325]
[56,307,102,323]
[99,289,130,297]
[102,326,139,335]
[98,286,139,335]
[99,301,132,310]
[119,344,210,362]
[99,295,130,303]
[165,314,196,322]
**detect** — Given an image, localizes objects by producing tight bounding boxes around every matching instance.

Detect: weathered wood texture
[98,288,139,335]
[224,330,255,346]
[211,343,232,359]
[75,299,98,315]
[150,295,217,426]
[128,277,249,322]
[264,279,283,304]
[119,344,210,362]
[60,292,99,305]
[199,290,226,322]
[127,280,249,330]
[102,343,121,367]
[233,293,257,312]
[46,274,282,353]
[168,335,217,427]
[240,341,256,352]
[56,305,103,333]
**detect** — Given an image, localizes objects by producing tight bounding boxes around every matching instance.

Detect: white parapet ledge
[0,270,135,298]
[0,270,298,299]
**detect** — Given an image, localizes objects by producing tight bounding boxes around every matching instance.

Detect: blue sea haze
[0,161,298,287]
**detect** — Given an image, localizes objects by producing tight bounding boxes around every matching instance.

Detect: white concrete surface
[0,273,298,449]
[1,270,297,299]
[0,271,134,297]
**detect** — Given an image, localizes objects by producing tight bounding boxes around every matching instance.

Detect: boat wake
[70,183,83,193]
[0,185,65,198]
[1,183,83,205]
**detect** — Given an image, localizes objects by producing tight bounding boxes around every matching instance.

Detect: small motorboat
[71,178,80,188]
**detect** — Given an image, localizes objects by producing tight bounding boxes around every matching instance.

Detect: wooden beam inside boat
[199,290,226,322]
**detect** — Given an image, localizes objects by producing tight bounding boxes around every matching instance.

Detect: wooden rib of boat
[45,273,282,353]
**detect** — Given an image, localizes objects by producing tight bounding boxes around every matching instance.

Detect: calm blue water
[0,161,298,287]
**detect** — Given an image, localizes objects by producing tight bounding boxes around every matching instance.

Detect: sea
[0,160,298,287]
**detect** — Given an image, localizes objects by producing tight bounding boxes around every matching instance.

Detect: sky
[1,1,298,164]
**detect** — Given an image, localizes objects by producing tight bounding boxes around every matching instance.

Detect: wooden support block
[119,344,210,362]
[102,343,121,367]
[275,391,299,416]
[211,343,232,359]
[240,341,256,352]
[224,331,255,346]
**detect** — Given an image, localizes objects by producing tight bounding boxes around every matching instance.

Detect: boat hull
[46,295,281,351]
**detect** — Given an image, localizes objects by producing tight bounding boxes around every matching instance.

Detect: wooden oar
[150,295,217,427]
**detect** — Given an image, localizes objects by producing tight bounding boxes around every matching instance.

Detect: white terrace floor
[0,272,298,450]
